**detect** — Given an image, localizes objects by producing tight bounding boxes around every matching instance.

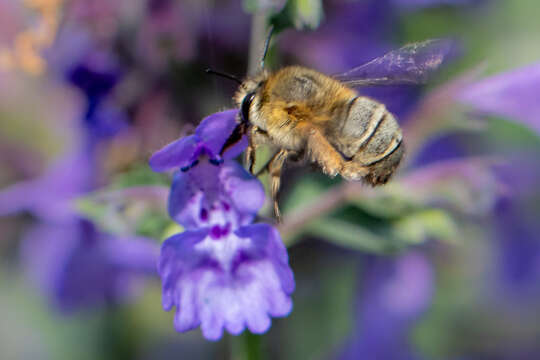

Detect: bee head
[234,71,270,125]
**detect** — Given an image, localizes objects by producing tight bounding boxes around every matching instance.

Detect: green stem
[248,10,270,76]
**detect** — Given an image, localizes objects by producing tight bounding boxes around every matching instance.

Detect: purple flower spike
[149,109,246,172]
[458,62,540,134]
[22,219,159,311]
[159,224,294,341]
[339,252,433,360]
[168,161,265,230]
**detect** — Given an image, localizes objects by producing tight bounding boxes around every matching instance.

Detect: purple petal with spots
[158,223,294,341]
[458,62,540,135]
[168,161,265,229]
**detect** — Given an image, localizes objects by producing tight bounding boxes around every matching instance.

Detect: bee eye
[241,92,255,123]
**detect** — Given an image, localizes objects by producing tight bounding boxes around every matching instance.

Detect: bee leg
[245,144,256,174]
[246,126,271,174]
[302,126,343,177]
[340,161,369,181]
[268,148,289,223]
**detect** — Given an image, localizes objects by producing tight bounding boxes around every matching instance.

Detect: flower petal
[220,161,265,216]
[168,162,261,229]
[149,135,198,172]
[458,62,540,135]
[158,224,294,340]
[236,224,295,295]
[195,109,243,158]
[159,229,209,311]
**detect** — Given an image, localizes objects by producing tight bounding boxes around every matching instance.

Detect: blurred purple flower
[494,199,540,298]
[0,150,93,222]
[67,51,127,139]
[136,0,196,70]
[0,146,160,311]
[159,223,294,340]
[46,24,128,140]
[149,109,246,172]
[22,219,159,311]
[339,252,433,360]
[281,0,394,74]
[458,62,540,135]
[151,109,294,340]
[0,33,159,308]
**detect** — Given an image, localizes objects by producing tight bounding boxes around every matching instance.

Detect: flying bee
[211,29,453,222]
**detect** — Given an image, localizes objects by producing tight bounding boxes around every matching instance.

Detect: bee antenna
[260,25,275,70]
[205,68,242,84]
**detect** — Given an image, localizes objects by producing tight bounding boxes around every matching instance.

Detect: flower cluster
[0,24,158,311]
[150,110,295,340]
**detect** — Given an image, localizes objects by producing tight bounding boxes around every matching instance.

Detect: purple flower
[46,24,127,140]
[149,109,246,172]
[22,219,159,311]
[339,252,433,360]
[159,223,294,340]
[280,0,393,74]
[136,0,196,70]
[458,62,540,135]
[0,150,93,222]
[151,109,295,340]
[168,161,265,230]
[493,199,540,298]
[156,162,294,340]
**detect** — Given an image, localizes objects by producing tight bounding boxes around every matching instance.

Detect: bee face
[234,72,270,131]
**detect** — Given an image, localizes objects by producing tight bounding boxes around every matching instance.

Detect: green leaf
[75,186,170,238]
[350,190,418,219]
[282,176,326,214]
[110,163,170,189]
[304,217,403,254]
[391,209,458,245]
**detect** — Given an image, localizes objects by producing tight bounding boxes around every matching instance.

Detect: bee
[211,30,452,222]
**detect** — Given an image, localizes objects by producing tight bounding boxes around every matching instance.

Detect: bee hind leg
[268,148,289,223]
[302,125,343,177]
[300,124,368,181]
[340,161,369,181]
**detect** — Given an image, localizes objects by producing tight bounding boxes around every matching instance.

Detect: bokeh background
[1,0,540,359]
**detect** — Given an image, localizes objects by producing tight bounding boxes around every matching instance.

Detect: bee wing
[334,39,455,86]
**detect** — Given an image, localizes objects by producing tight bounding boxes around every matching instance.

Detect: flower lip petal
[158,223,294,341]
[235,224,295,295]
[149,135,198,172]
[196,109,246,159]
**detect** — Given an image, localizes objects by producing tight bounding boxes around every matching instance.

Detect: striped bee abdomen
[335,96,404,185]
